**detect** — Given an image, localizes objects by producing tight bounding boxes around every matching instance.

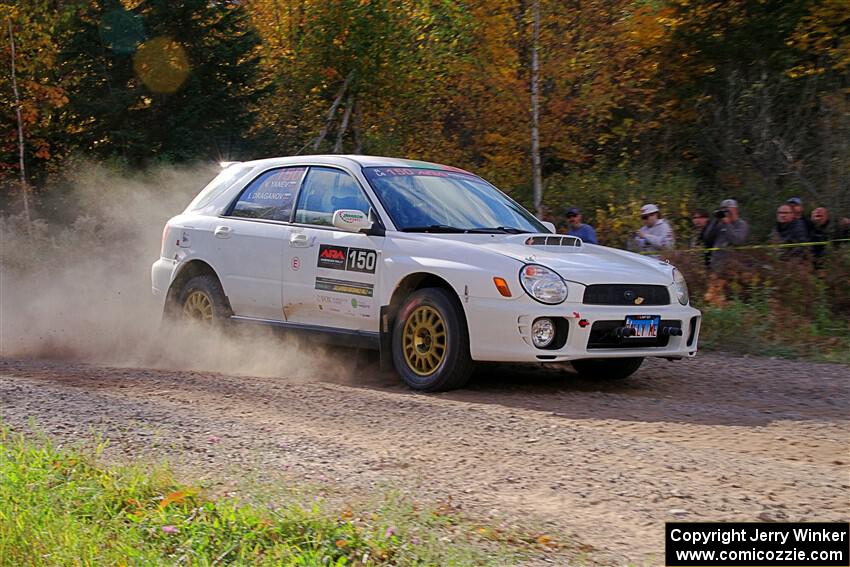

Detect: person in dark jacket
[809,207,834,268]
[689,209,712,268]
[771,204,809,258]
[786,197,814,239]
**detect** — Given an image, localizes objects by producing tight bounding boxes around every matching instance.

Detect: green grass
[0,428,537,566]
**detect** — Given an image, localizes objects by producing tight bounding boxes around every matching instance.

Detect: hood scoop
[521,234,582,247]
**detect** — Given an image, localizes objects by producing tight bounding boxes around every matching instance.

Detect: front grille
[583,284,670,306]
[587,320,681,349]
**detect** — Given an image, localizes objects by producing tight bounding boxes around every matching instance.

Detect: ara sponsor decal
[317,245,377,274]
[315,277,374,297]
[317,244,347,269]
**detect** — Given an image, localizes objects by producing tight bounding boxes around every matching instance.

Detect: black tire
[571,357,643,380]
[392,288,474,392]
[174,274,231,326]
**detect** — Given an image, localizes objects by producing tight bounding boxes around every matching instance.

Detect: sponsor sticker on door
[317,245,376,274]
[318,244,347,270]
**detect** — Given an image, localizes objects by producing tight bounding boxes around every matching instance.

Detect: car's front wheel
[392,288,473,392]
[175,275,231,325]
[571,357,643,380]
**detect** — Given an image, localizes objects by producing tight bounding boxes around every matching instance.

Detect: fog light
[531,318,555,348]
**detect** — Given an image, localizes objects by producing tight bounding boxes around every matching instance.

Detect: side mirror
[540,221,556,234]
[332,209,373,232]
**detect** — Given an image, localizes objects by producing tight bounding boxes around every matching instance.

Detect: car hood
[402,233,675,286]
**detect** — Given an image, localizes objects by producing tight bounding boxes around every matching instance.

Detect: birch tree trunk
[333,95,354,153]
[312,70,354,151]
[530,0,542,217]
[8,19,31,225]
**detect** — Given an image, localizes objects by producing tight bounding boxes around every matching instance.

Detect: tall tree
[55,0,266,165]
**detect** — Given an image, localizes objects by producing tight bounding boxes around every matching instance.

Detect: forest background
[2,0,849,360]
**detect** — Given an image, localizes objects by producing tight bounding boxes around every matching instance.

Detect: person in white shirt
[629,203,675,252]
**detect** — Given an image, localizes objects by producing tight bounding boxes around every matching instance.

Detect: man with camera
[703,198,749,270]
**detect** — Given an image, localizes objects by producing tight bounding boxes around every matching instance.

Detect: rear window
[186,165,251,212]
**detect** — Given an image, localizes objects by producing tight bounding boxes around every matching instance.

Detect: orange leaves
[159,489,195,510]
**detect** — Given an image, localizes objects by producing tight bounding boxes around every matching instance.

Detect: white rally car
[152,155,700,391]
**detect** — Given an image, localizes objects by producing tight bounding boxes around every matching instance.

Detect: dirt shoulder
[1,353,848,565]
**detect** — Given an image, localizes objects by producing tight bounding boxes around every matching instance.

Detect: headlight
[519,264,568,304]
[673,268,689,305]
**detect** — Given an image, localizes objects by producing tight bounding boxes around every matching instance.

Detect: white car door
[214,166,306,321]
[282,166,382,332]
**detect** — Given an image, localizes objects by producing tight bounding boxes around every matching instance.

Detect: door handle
[214,226,233,239]
[290,233,309,247]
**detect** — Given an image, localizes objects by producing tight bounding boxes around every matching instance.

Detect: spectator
[690,208,712,268]
[689,209,710,248]
[810,207,833,266]
[786,196,814,238]
[771,204,809,258]
[564,206,598,244]
[629,204,675,252]
[703,198,749,270]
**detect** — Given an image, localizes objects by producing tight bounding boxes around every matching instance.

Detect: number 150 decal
[347,248,377,273]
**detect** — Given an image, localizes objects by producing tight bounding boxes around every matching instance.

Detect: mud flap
[379,305,393,371]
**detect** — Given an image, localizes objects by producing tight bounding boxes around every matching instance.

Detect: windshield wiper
[400,225,467,233]
[466,226,531,234]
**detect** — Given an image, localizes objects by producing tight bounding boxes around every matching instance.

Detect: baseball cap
[640,203,659,216]
[565,206,581,216]
[786,197,802,205]
[720,198,738,209]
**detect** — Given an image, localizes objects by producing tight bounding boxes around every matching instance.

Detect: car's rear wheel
[571,357,643,380]
[392,288,473,392]
[176,275,231,325]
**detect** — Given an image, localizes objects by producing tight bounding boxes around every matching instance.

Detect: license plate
[625,315,660,338]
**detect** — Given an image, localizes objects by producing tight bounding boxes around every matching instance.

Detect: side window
[229,167,306,221]
[294,167,370,226]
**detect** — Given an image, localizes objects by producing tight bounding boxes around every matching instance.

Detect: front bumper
[464,296,701,362]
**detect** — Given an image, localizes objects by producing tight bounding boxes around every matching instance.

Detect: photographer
[703,199,749,270]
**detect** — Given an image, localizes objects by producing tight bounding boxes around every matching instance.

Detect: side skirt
[229,316,380,350]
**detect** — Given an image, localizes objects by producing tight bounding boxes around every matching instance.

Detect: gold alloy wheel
[182,290,214,322]
[402,305,447,376]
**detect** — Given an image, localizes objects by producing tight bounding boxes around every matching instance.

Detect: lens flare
[133,37,190,93]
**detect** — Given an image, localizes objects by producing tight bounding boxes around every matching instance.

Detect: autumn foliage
[2,0,848,233]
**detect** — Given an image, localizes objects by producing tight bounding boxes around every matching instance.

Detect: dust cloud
[0,162,351,381]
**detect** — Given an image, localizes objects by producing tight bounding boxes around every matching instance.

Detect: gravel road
[1,353,848,565]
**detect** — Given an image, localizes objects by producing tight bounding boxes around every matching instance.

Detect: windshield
[363,167,546,233]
